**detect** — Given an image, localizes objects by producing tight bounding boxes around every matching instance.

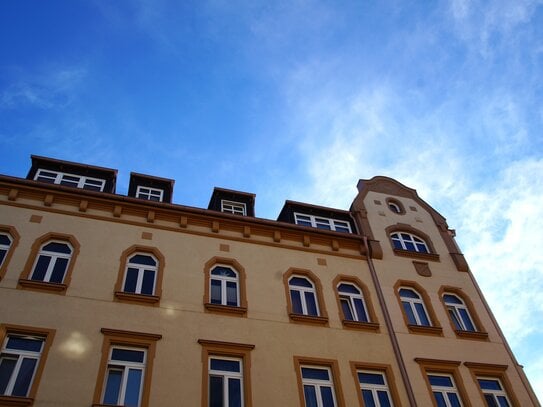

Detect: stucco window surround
[332,275,379,332]
[0,324,56,407]
[393,280,443,336]
[293,356,345,407]
[415,358,471,407]
[385,198,406,215]
[92,328,161,407]
[0,225,20,281]
[203,257,248,316]
[114,245,165,306]
[464,362,518,407]
[349,362,401,407]
[18,232,80,295]
[385,224,440,262]
[283,268,329,326]
[438,287,489,341]
[198,339,254,407]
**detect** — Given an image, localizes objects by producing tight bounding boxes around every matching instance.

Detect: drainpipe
[363,236,418,407]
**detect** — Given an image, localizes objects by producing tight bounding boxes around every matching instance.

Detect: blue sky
[1,0,542,400]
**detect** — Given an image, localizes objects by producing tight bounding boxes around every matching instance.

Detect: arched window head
[337,283,369,323]
[123,253,158,296]
[289,276,319,316]
[210,266,240,307]
[30,241,73,284]
[443,293,476,332]
[399,288,431,326]
[390,232,429,253]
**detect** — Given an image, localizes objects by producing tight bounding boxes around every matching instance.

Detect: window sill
[18,278,67,294]
[454,329,489,341]
[0,395,34,406]
[204,303,247,316]
[114,291,160,306]
[407,324,443,336]
[393,249,440,262]
[342,320,380,332]
[289,313,329,326]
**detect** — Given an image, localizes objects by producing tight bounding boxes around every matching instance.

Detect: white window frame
[477,377,511,407]
[0,334,45,397]
[300,365,338,407]
[210,266,240,307]
[289,275,320,316]
[0,233,13,268]
[428,373,463,407]
[122,253,158,296]
[399,287,431,326]
[390,232,429,253]
[102,346,146,406]
[221,200,247,216]
[294,213,352,233]
[30,241,73,283]
[34,169,105,191]
[337,283,369,322]
[135,186,164,202]
[208,356,244,407]
[443,294,476,332]
[388,202,401,213]
[357,370,394,407]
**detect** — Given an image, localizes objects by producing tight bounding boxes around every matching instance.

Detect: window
[386,198,405,214]
[210,266,239,307]
[357,370,394,407]
[289,276,320,317]
[93,328,161,407]
[294,213,352,233]
[34,169,105,191]
[399,288,431,326]
[300,366,338,407]
[427,373,463,407]
[337,283,369,323]
[443,294,475,332]
[199,339,254,407]
[135,186,163,202]
[0,233,13,269]
[0,227,19,281]
[390,233,429,253]
[0,325,55,403]
[477,377,511,407]
[221,200,246,216]
[29,241,72,284]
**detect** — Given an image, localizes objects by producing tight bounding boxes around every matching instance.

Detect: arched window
[122,253,158,296]
[399,288,431,326]
[337,283,369,323]
[30,241,73,284]
[443,293,476,332]
[390,233,429,253]
[0,233,13,269]
[289,276,319,316]
[210,266,239,307]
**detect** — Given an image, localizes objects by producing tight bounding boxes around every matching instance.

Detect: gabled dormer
[208,188,255,217]
[277,200,357,234]
[27,155,117,193]
[128,172,174,203]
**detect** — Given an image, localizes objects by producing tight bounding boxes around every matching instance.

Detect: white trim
[399,287,431,326]
[209,356,244,407]
[293,213,352,233]
[221,200,246,216]
[103,346,147,406]
[289,275,320,316]
[443,293,476,332]
[357,370,394,407]
[390,232,429,253]
[428,373,463,407]
[337,283,369,322]
[477,377,511,406]
[135,186,164,202]
[300,365,337,407]
[122,253,158,295]
[30,241,73,283]
[34,169,105,191]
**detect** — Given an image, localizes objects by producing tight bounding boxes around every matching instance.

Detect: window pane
[415,243,428,253]
[103,369,123,404]
[291,290,303,314]
[444,294,462,305]
[303,385,318,407]
[111,348,145,363]
[429,375,453,387]
[130,254,156,266]
[320,386,335,407]
[354,299,368,322]
[404,241,416,251]
[226,281,238,306]
[0,234,11,245]
[12,357,37,396]
[399,289,419,299]
[0,250,6,265]
[6,337,43,352]
[50,257,68,283]
[297,220,313,227]
[209,375,223,407]
[338,283,359,294]
[340,298,354,320]
[228,378,242,407]
[316,223,331,230]
[448,309,463,330]
[377,390,392,407]
[211,267,236,278]
[433,392,447,407]
[478,379,502,390]
[305,292,318,316]
[459,309,475,331]
[497,396,510,407]
[42,242,71,254]
[83,184,102,191]
[290,277,313,287]
[0,357,17,394]
[402,302,417,325]
[414,303,430,326]
[391,239,403,250]
[447,392,461,407]
[141,270,155,295]
[301,367,329,380]
[124,368,143,407]
[358,372,385,385]
[210,359,241,373]
[123,268,139,293]
[362,389,377,407]
[31,256,51,281]
[210,280,222,304]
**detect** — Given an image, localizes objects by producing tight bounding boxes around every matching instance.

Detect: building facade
[0,155,539,407]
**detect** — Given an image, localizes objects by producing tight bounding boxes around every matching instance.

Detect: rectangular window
[294,213,352,233]
[102,346,146,406]
[477,377,511,407]
[135,186,164,202]
[209,357,244,407]
[221,200,246,216]
[34,169,105,191]
[357,370,394,407]
[428,373,463,407]
[300,365,338,407]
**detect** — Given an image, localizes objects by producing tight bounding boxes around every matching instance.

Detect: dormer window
[136,186,164,202]
[34,169,105,192]
[294,213,352,233]
[221,200,246,216]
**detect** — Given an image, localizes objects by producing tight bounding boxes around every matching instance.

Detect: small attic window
[221,200,246,216]
[136,186,164,202]
[386,198,405,214]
